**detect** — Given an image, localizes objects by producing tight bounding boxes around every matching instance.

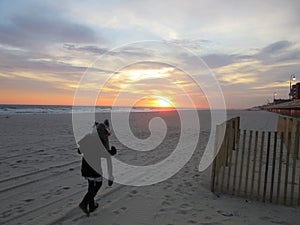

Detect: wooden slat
[270,132,278,203]
[238,130,247,196]
[283,132,291,205]
[290,131,298,205]
[226,122,235,192]
[215,143,222,189]
[277,116,286,135]
[237,117,240,145]
[224,122,230,167]
[297,122,300,159]
[250,131,259,197]
[210,154,217,192]
[211,125,221,192]
[245,130,253,197]
[276,132,284,204]
[298,175,300,206]
[216,121,227,191]
[232,130,241,195]
[263,132,271,202]
[257,131,265,201]
[220,125,229,192]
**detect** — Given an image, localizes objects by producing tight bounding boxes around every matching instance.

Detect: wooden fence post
[257,131,265,201]
[283,132,291,205]
[250,131,259,198]
[270,132,278,203]
[226,121,235,193]
[290,131,298,205]
[298,175,300,206]
[220,124,228,193]
[210,154,217,193]
[211,124,221,192]
[232,129,241,195]
[263,132,271,203]
[276,132,284,204]
[238,130,247,196]
[297,122,300,159]
[245,130,253,197]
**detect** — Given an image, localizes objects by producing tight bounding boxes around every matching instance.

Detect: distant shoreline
[0,104,237,116]
[256,99,300,118]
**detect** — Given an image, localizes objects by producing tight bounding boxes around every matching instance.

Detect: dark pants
[80,180,102,209]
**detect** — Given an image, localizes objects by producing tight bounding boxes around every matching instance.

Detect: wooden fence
[277,115,300,159]
[211,117,300,206]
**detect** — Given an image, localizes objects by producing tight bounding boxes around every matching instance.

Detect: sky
[0,0,299,108]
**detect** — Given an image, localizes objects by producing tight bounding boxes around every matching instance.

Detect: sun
[132,96,173,108]
[156,97,172,108]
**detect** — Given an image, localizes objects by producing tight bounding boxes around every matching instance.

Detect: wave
[0,105,159,115]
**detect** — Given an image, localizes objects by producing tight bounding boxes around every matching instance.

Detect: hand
[110,146,117,156]
[108,180,113,186]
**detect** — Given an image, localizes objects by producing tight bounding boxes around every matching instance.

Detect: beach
[0,109,299,225]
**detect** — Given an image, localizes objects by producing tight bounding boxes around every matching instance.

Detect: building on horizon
[273,99,291,105]
[291,82,300,100]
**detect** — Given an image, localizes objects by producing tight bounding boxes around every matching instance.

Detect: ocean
[0,104,168,115]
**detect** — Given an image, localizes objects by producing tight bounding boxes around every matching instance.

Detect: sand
[0,110,299,225]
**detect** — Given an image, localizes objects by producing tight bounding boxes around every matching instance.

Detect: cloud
[63,44,108,55]
[254,41,300,65]
[196,40,299,70]
[65,0,300,48]
[0,50,82,75]
[0,74,68,93]
[259,41,292,55]
[0,4,99,50]
[0,47,113,92]
[202,54,236,69]
[63,44,153,59]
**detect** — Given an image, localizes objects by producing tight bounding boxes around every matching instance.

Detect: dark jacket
[79,123,110,178]
[81,157,101,178]
[96,123,110,150]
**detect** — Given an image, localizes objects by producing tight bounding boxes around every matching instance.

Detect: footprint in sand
[217,210,233,217]
[24,198,35,203]
[174,188,183,194]
[161,200,171,206]
[113,210,120,215]
[130,190,138,195]
[163,185,172,190]
[204,216,212,220]
[180,203,190,209]
[177,209,188,215]
[127,194,133,198]
[159,208,166,212]
[185,182,192,187]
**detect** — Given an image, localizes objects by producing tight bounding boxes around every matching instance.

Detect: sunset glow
[155,97,172,108]
[0,1,299,108]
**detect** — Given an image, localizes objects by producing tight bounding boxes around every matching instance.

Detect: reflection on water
[267,109,300,118]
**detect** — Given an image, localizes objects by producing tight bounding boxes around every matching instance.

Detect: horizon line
[0,103,250,110]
